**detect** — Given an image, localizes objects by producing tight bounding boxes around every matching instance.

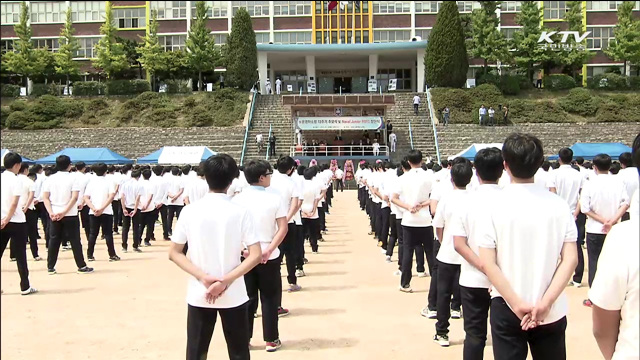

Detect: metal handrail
[265,123,273,161]
[408,120,415,150]
[425,86,442,163]
[240,92,258,166]
[289,145,390,158]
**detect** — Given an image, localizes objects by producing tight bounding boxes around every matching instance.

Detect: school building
[1,1,639,88]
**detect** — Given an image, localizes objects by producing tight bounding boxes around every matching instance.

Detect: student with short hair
[479,133,578,360]
[83,163,119,262]
[166,167,185,236]
[138,169,156,247]
[16,163,40,261]
[1,152,37,295]
[75,162,92,242]
[432,158,472,347]
[183,165,208,206]
[618,151,638,221]
[43,155,93,275]
[168,154,262,360]
[301,167,322,254]
[232,160,288,352]
[120,170,143,253]
[452,147,504,358]
[387,160,409,273]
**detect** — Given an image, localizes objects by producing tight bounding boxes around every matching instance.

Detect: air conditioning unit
[412,36,422,41]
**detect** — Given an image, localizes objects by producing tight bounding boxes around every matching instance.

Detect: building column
[368,54,378,82]
[305,55,316,82]
[417,49,425,92]
[258,52,268,93]
[227,2,233,35]
[269,1,275,43]
[410,1,416,39]
[186,1,192,34]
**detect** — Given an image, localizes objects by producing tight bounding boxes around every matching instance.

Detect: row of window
[374,1,479,14]
[315,30,370,44]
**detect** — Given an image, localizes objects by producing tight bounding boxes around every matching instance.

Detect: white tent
[137,146,217,164]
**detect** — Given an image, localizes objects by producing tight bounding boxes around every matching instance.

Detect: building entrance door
[334,77,352,93]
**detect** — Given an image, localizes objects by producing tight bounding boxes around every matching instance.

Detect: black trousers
[245,258,280,342]
[88,214,116,258]
[1,222,31,291]
[269,142,276,156]
[167,205,183,235]
[112,200,122,231]
[334,179,344,192]
[427,238,440,310]
[461,286,492,360]
[80,205,90,241]
[436,261,461,335]
[372,202,381,239]
[400,226,432,288]
[386,214,398,257]
[48,216,87,270]
[35,202,50,247]
[302,218,319,252]
[142,210,156,241]
[295,224,304,270]
[359,187,366,210]
[414,103,419,114]
[318,205,326,233]
[25,209,39,258]
[587,233,607,287]
[491,298,567,360]
[279,223,298,285]
[573,213,586,283]
[186,303,250,360]
[122,208,143,250]
[159,204,170,239]
[379,207,391,249]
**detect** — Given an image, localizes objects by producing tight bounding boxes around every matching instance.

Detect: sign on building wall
[297,116,383,131]
[307,80,316,93]
[388,79,397,91]
[367,79,377,92]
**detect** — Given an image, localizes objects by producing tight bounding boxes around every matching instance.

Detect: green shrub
[183,96,197,108]
[149,107,178,127]
[30,83,54,97]
[587,73,629,90]
[9,101,27,112]
[515,75,533,90]
[0,107,9,128]
[595,98,640,122]
[106,79,151,96]
[73,81,106,96]
[86,98,109,112]
[558,88,598,117]
[63,100,85,118]
[6,111,31,129]
[499,76,521,95]
[30,95,67,121]
[185,110,213,127]
[164,79,191,94]
[476,73,501,87]
[1,84,20,98]
[543,74,576,90]
[430,88,472,113]
[630,76,640,90]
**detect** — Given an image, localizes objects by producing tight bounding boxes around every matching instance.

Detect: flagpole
[337,3,341,44]
[351,2,356,44]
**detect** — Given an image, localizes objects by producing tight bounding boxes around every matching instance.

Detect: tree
[468,1,511,74]
[3,1,48,94]
[605,1,640,76]
[187,1,219,91]
[92,1,128,79]
[55,7,80,88]
[138,9,165,89]
[117,36,143,79]
[226,7,258,90]
[425,1,468,88]
[511,1,553,82]
[555,1,592,80]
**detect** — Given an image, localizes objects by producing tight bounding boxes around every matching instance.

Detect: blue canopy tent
[137,146,217,164]
[448,143,503,160]
[1,149,35,166]
[35,148,133,165]
[547,143,632,161]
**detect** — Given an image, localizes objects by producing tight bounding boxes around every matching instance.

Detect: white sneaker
[21,287,38,296]
[393,270,402,276]
[417,272,427,278]
[385,256,392,263]
[451,310,462,319]
[380,249,387,254]
[420,306,437,319]
[433,334,450,347]
[295,270,305,277]
[399,286,413,293]
[572,281,582,288]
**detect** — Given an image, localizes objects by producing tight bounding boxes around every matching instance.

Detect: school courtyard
[1,190,600,360]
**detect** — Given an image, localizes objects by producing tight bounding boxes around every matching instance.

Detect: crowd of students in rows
[355,133,639,360]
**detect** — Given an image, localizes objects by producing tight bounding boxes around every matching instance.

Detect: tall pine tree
[468,1,511,74]
[226,7,258,90]
[425,1,468,88]
[557,1,592,80]
[92,1,128,79]
[55,7,80,88]
[187,1,218,91]
[511,1,553,82]
[138,10,165,89]
[605,1,640,76]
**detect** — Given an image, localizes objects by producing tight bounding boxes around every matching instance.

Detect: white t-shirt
[267,172,300,225]
[172,193,258,309]
[232,186,287,261]
[389,133,397,144]
[75,172,92,206]
[120,178,142,209]
[1,171,26,223]
[395,168,433,227]
[166,175,185,206]
[387,172,404,219]
[580,173,629,234]
[588,219,639,360]
[84,176,116,216]
[151,175,169,206]
[630,189,639,220]
[548,164,584,213]
[335,169,344,180]
[534,168,549,189]
[34,174,45,202]
[301,179,322,219]
[42,171,81,217]
[184,177,208,206]
[372,143,380,151]
[413,95,420,105]
[478,183,577,325]
[18,174,35,211]
[488,108,495,117]
[433,189,467,265]
[138,179,156,212]
[450,184,500,289]
[256,134,263,143]
[619,167,639,205]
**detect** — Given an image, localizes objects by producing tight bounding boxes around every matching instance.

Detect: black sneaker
[144,241,151,247]
[87,256,95,262]
[433,334,449,347]
[303,258,308,264]
[77,266,94,274]
[122,247,128,253]
[109,255,121,262]
[47,268,57,275]
[133,247,142,253]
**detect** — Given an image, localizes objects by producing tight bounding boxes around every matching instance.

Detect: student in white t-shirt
[17,163,40,261]
[232,160,288,352]
[166,167,185,236]
[478,133,578,360]
[83,163,119,262]
[1,152,37,295]
[120,170,143,253]
[301,167,323,253]
[333,166,344,192]
[589,135,640,360]
[138,169,157,247]
[291,165,306,276]
[387,160,409,274]
[580,154,629,293]
[183,165,208,206]
[74,162,92,244]
[168,154,262,360]
[370,163,391,251]
[451,147,504,356]
[618,151,639,221]
[389,132,397,153]
[384,163,400,263]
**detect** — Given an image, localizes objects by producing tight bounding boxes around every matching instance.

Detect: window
[213,33,228,45]
[274,32,312,44]
[0,39,15,54]
[373,1,411,14]
[377,69,412,91]
[456,1,477,12]
[501,27,521,40]
[152,1,187,19]
[373,30,411,43]
[232,1,269,16]
[71,2,106,22]
[256,32,270,44]
[31,2,66,23]
[274,71,307,92]
[273,1,312,15]
[1,2,21,24]
[415,1,478,13]
[33,38,60,52]
[75,37,100,58]
[586,27,615,50]
[502,1,522,12]
[159,35,186,51]
[414,29,431,40]
[114,8,146,29]
[586,65,623,78]
[586,1,640,11]
[191,1,228,17]
[543,1,567,19]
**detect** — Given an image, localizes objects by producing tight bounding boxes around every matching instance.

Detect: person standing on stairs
[386,120,393,142]
[275,78,282,95]
[413,95,421,115]
[265,78,272,95]
[389,132,397,153]
[269,134,277,157]
[256,133,264,153]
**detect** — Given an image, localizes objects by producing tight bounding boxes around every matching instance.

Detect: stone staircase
[243,95,295,163]
[385,93,438,162]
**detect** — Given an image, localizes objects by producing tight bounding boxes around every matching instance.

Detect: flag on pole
[328,1,338,11]
[354,1,360,10]
[340,1,349,10]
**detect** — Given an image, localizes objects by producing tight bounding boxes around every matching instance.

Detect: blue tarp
[1,149,35,165]
[449,143,503,160]
[547,143,632,161]
[35,148,133,165]
[137,146,217,164]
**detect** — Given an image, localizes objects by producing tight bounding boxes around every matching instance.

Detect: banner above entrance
[297,116,383,131]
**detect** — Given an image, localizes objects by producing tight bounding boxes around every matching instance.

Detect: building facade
[1,1,639,89]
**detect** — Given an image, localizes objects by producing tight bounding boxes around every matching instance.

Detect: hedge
[630,76,640,90]
[558,88,598,117]
[587,73,629,90]
[1,84,20,98]
[73,81,106,96]
[106,79,151,96]
[0,107,9,128]
[164,79,191,94]
[476,74,522,95]
[543,74,576,90]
